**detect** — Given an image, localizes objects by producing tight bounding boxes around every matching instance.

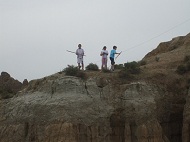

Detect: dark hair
[103,46,106,49]
[78,44,82,47]
[113,46,117,49]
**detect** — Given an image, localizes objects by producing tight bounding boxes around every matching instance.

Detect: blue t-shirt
[110,49,116,58]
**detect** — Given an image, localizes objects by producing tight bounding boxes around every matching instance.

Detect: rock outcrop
[182,89,190,142]
[144,33,190,58]
[0,76,170,142]
[0,72,23,99]
[0,33,190,142]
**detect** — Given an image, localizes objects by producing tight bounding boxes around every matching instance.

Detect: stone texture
[0,76,169,142]
[0,72,23,99]
[1,33,190,142]
[182,89,190,142]
[23,79,29,87]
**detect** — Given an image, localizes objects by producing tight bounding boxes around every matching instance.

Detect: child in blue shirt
[110,46,120,71]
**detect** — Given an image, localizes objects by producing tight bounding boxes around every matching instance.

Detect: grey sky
[1,0,190,82]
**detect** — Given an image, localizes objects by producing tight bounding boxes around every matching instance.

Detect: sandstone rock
[182,89,190,142]
[0,77,170,142]
[1,33,190,141]
[144,33,189,59]
[1,72,10,81]
[0,71,23,99]
[23,79,29,87]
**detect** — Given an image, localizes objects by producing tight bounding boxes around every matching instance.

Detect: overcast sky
[0,0,190,82]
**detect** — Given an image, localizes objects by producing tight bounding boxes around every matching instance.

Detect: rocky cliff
[0,72,25,99]
[0,33,190,142]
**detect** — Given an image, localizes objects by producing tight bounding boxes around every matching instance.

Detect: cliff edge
[0,33,190,142]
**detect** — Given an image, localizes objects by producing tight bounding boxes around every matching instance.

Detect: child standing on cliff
[110,46,120,71]
[100,46,108,70]
[76,44,84,70]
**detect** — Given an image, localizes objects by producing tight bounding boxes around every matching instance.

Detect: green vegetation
[124,61,140,74]
[115,64,124,69]
[64,65,79,76]
[63,65,87,80]
[86,63,99,71]
[118,61,141,79]
[118,69,133,79]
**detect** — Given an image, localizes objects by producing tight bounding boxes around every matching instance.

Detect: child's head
[103,46,106,50]
[78,44,82,48]
[113,46,117,50]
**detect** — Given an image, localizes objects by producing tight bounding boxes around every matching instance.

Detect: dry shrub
[86,63,99,71]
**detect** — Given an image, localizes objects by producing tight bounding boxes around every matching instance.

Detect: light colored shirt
[76,48,84,58]
[110,49,116,58]
[101,50,108,58]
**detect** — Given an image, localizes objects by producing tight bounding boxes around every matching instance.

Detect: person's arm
[76,49,78,55]
[115,51,121,55]
[82,49,84,56]
[105,51,108,55]
[100,51,103,56]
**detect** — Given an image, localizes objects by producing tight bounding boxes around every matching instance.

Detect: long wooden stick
[66,50,86,56]
[66,50,75,54]
[115,51,122,59]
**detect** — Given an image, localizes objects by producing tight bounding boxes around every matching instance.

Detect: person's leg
[112,59,115,71]
[110,57,115,71]
[78,63,81,70]
[112,65,114,71]
[105,58,107,69]
[101,58,103,70]
[102,58,105,70]
[77,58,80,70]
[81,59,84,70]
[110,57,112,70]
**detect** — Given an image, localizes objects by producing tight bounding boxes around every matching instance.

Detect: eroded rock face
[0,76,173,142]
[144,33,190,58]
[23,79,29,87]
[0,72,22,99]
[182,89,190,142]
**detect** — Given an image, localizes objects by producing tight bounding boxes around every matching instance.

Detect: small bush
[115,64,124,69]
[176,65,187,75]
[118,69,133,79]
[124,61,140,74]
[86,63,99,71]
[64,65,79,76]
[118,61,140,79]
[63,65,87,80]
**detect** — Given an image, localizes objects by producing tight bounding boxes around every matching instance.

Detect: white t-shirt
[101,50,108,58]
[76,48,84,58]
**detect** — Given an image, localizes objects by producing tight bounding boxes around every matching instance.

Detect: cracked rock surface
[0,76,171,142]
